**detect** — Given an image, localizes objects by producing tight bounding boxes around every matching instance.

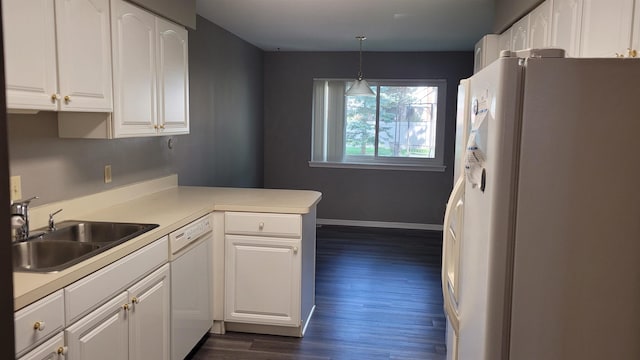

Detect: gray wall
[263,52,473,226]
[7,15,263,204]
[176,16,264,188]
[494,0,544,32]
[8,112,175,203]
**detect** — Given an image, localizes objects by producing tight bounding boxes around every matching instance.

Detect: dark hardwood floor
[189,225,446,360]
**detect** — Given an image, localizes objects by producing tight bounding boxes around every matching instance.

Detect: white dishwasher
[169,214,213,360]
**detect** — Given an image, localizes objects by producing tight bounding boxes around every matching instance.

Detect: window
[310,79,446,171]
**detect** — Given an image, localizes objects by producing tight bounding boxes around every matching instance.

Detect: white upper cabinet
[579,0,635,57]
[498,28,512,53]
[2,0,112,112]
[511,14,530,51]
[111,0,158,137]
[3,0,58,111]
[110,0,189,137]
[529,0,553,49]
[474,35,499,73]
[55,0,113,111]
[552,0,583,57]
[156,17,189,135]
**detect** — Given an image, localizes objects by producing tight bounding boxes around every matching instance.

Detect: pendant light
[345,36,376,96]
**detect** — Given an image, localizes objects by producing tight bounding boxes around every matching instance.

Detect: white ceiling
[196,0,496,52]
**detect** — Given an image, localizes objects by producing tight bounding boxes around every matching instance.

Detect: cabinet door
[511,15,530,51]
[529,0,552,49]
[473,35,498,74]
[2,0,58,111]
[225,235,301,327]
[65,292,129,360]
[498,29,512,53]
[128,264,170,360]
[55,0,112,111]
[18,333,65,360]
[631,1,640,56]
[111,0,157,137]
[580,0,634,57]
[156,17,189,135]
[552,0,583,57]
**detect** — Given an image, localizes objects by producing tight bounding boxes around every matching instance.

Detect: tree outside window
[345,85,438,159]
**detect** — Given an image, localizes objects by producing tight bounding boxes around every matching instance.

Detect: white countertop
[13,182,321,310]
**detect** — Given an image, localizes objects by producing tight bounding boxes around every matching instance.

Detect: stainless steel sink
[13,221,159,273]
[13,241,101,272]
[45,221,157,244]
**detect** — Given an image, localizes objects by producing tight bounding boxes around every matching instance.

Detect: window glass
[311,79,446,171]
[378,86,438,159]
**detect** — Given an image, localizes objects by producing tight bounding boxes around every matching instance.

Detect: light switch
[104,165,112,183]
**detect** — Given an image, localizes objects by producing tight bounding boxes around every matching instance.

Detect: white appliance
[442,49,640,360]
[169,215,213,360]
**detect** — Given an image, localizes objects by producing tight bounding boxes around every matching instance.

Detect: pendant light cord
[356,36,366,80]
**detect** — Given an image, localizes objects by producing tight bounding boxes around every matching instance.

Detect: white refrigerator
[442,49,640,360]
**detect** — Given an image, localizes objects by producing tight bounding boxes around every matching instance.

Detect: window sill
[308,161,446,172]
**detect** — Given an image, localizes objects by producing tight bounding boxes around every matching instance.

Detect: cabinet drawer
[18,332,64,360]
[15,289,64,357]
[225,212,301,238]
[64,236,168,324]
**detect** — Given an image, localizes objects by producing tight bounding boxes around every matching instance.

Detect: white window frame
[310,78,447,171]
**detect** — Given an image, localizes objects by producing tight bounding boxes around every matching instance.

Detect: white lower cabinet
[14,290,65,358]
[65,264,170,360]
[65,292,129,360]
[223,209,317,337]
[225,234,301,327]
[18,333,66,360]
[128,264,171,360]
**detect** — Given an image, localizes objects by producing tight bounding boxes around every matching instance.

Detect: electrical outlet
[10,176,22,201]
[104,165,112,184]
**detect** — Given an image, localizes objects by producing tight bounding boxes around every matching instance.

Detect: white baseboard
[316,218,443,231]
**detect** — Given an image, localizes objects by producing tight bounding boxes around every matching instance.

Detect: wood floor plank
[188,225,446,359]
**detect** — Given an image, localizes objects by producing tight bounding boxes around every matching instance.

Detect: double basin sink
[13,221,159,273]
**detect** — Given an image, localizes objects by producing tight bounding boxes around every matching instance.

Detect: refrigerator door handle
[442,177,464,334]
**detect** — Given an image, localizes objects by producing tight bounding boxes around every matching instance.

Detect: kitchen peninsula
[13,175,321,359]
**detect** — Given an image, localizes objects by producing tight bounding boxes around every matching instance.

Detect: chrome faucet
[48,208,63,231]
[10,196,38,242]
